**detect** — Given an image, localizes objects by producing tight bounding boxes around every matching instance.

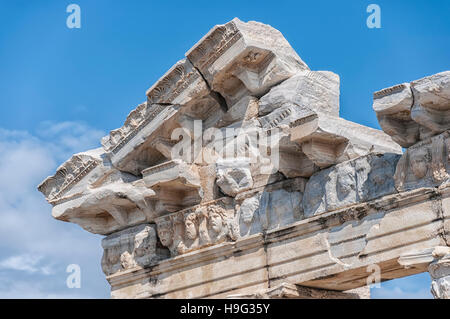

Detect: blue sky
[0,0,448,298]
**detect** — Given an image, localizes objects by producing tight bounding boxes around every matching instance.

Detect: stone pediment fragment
[290,113,402,168]
[146,59,207,106]
[38,148,107,205]
[186,18,309,106]
[101,103,181,175]
[37,19,450,299]
[373,83,419,147]
[259,70,340,116]
[52,181,156,235]
[373,71,450,147]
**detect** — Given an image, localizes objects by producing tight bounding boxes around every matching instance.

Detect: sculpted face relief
[185,213,198,240]
[209,211,223,234]
[157,221,173,247]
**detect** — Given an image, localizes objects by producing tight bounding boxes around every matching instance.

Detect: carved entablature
[235,177,306,237]
[186,18,309,106]
[374,71,450,147]
[102,102,171,155]
[146,59,203,106]
[154,197,238,256]
[142,159,203,215]
[146,58,224,123]
[51,180,157,235]
[38,149,105,205]
[101,224,169,276]
[303,153,400,217]
[394,130,450,192]
[290,112,402,168]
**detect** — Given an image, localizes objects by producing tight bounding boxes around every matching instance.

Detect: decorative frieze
[155,198,238,256]
[395,130,450,192]
[146,59,207,106]
[102,103,169,155]
[303,153,400,217]
[38,150,103,204]
[101,224,169,276]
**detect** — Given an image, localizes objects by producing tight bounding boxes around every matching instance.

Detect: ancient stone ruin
[38,18,450,299]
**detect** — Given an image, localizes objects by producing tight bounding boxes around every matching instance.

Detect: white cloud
[0,122,109,298]
[0,254,54,275]
[372,286,432,299]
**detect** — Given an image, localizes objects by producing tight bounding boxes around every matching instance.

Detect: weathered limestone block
[216,95,259,127]
[259,70,340,116]
[278,148,319,178]
[38,148,158,235]
[146,59,207,107]
[373,83,419,147]
[101,102,180,175]
[290,113,402,168]
[52,181,156,235]
[38,148,108,205]
[258,102,316,130]
[235,178,306,237]
[154,198,238,256]
[146,58,225,129]
[142,159,203,215]
[102,224,169,276]
[411,71,450,138]
[394,130,450,192]
[374,71,450,146]
[215,158,253,197]
[186,18,308,106]
[204,120,285,184]
[303,153,400,217]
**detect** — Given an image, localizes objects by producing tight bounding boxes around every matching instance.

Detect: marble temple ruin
[38,18,450,299]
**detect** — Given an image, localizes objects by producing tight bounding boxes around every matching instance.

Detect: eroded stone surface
[259,70,340,116]
[394,130,450,192]
[154,198,238,256]
[235,178,306,237]
[303,153,400,217]
[37,18,450,299]
[374,71,450,147]
[186,18,309,106]
[102,224,169,276]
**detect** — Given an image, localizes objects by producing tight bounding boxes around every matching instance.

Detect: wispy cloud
[0,122,109,298]
[0,254,54,275]
[372,286,432,299]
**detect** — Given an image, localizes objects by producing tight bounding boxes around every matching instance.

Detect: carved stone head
[208,205,226,234]
[239,196,259,224]
[157,219,174,247]
[185,212,198,240]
